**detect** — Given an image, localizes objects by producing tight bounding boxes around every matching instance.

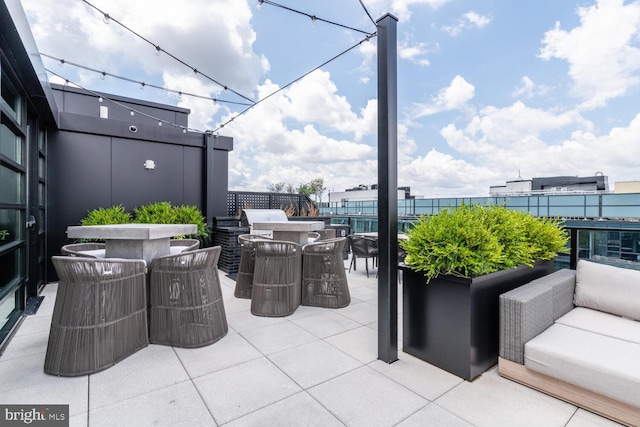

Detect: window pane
[1,72,22,124]
[0,166,23,204]
[0,248,22,292]
[0,287,19,333]
[38,155,45,178]
[0,124,23,164]
[0,209,21,243]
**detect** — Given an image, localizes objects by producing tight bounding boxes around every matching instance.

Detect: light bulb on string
[130,110,135,116]
[193,68,198,76]
[103,13,110,24]
[58,59,65,67]
[158,121,162,126]
[311,16,317,25]
[155,46,161,56]
[140,82,145,90]
[101,71,106,80]
[98,96,103,103]
[257,0,263,9]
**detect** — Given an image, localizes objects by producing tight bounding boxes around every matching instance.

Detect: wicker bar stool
[45,257,149,376]
[235,234,270,299]
[302,237,350,308]
[149,246,228,348]
[61,243,106,258]
[250,240,302,317]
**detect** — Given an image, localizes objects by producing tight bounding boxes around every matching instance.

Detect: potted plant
[399,204,568,380]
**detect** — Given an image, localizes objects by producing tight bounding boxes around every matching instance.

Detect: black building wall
[47,84,233,277]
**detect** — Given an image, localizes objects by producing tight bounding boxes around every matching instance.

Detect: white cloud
[220,77,378,191]
[399,38,432,66]
[22,0,268,104]
[401,102,640,197]
[442,11,492,36]
[413,75,475,117]
[512,76,551,99]
[539,0,640,109]
[364,0,451,22]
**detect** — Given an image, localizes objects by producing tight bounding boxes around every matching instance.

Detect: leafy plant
[0,229,9,240]
[133,201,176,225]
[80,204,132,226]
[172,204,208,238]
[401,204,568,282]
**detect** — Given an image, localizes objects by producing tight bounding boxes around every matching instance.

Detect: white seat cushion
[169,246,190,254]
[78,249,106,258]
[525,323,640,408]
[556,307,640,344]
[574,260,640,321]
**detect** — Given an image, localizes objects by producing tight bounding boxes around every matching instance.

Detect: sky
[19,0,640,199]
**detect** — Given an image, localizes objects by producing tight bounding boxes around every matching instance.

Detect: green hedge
[401,204,568,282]
[80,202,208,241]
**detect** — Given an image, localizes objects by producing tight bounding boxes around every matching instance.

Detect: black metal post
[377,13,398,363]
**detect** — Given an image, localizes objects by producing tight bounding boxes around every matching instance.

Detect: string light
[45,68,213,134]
[257,0,374,35]
[81,0,256,104]
[257,0,264,9]
[103,13,110,24]
[40,53,253,107]
[155,45,161,56]
[58,59,65,67]
[140,82,145,90]
[210,32,376,133]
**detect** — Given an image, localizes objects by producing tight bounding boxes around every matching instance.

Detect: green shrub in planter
[134,202,208,240]
[133,201,176,225]
[401,204,568,282]
[172,204,208,238]
[80,204,132,226]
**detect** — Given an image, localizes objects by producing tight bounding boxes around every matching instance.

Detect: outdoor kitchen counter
[252,221,325,246]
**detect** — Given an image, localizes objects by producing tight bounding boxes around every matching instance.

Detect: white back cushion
[574,260,640,321]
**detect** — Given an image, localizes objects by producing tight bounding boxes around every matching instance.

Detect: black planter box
[401,260,553,381]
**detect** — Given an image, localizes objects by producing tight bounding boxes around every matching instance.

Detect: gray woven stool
[45,257,149,376]
[235,234,270,299]
[302,237,350,308]
[250,240,302,317]
[149,246,228,348]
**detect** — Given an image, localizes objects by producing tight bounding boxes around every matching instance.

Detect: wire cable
[259,0,374,36]
[358,0,377,27]
[40,53,253,107]
[45,68,206,134]
[211,32,376,133]
[81,0,255,104]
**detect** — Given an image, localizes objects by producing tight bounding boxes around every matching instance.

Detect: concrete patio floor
[0,256,623,427]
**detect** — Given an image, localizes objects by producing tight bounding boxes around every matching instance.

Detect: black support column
[377,13,399,363]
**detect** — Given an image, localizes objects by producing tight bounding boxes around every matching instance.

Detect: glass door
[0,63,27,344]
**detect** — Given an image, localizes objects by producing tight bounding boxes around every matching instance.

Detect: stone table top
[66,223,197,240]
[251,221,325,232]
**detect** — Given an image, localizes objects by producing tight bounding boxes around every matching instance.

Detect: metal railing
[321,193,640,220]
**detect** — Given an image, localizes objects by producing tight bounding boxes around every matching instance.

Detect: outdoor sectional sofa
[498,260,640,427]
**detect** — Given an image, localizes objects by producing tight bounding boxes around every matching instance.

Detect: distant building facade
[328,184,412,204]
[490,174,609,196]
[615,181,640,194]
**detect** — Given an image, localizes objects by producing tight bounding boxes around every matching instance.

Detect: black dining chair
[347,235,378,278]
